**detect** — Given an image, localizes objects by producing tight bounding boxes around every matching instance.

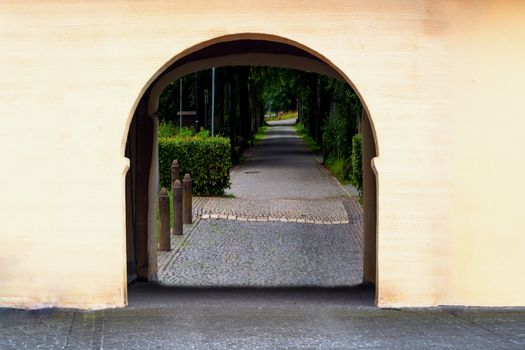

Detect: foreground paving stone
[1,286,524,349]
[159,219,363,287]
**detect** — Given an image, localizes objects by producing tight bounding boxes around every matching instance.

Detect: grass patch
[265,111,298,122]
[254,125,269,144]
[294,122,321,153]
[325,157,347,184]
[325,156,363,205]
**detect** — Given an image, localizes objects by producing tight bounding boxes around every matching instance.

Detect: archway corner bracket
[371,156,381,178]
[121,157,130,177]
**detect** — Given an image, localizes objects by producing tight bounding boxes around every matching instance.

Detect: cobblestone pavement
[159,219,363,287]
[193,118,359,224]
[2,285,524,349]
[200,197,350,224]
[159,118,364,287]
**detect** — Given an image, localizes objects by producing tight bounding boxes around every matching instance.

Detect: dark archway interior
[163,39,323,71]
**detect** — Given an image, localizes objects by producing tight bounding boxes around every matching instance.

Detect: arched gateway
[124,33,378,297]
[0,1,524,309]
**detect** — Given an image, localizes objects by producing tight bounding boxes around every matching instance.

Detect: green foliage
[249,67,302,112]
[158,122,179,138]
[159,133,231,196]
[322,114,351,164]
[157,83,179,124]
[350,133,363,193]
[159,123,203,138]
[195,129,210,138]
[325,157,347,183]
[294,122,321,153]
[155,66,365,195]
[157,77,197,124]
[254,125,268,144]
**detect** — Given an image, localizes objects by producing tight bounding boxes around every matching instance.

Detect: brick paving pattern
[200,197,349,223]
[191,195,209,218]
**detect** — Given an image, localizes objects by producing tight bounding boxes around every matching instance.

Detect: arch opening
[124,34,379,303]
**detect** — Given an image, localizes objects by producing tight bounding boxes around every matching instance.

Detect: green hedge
[350,133,363,193]
[159,135,231,196]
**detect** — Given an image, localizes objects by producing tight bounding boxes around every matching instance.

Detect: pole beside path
[159,187,171,251]
[173,180,183,236]
[183,173,192,225]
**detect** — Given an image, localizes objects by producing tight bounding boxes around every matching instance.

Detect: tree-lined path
[158,119,364,287]
[198,118,360,223]
[228,118,349,200]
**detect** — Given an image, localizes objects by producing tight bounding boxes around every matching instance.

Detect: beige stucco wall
[0,0,524,309]
[446,1,525,306]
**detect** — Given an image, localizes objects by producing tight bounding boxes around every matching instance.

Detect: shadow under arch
[124,32,379,304]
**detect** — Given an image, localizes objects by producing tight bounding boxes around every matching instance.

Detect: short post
[159,188,171,251]
[171,160,179,186]
[182,173,192,224]
[173,180,183,236]
[171,160,179,228]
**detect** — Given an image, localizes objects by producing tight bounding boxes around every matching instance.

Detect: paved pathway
[158,219,363,287]
[226,118,349,200]
[2,285,524,349]
[159,119,364,287]
[194,118,359,224]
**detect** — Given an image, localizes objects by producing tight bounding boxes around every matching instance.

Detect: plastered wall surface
[0,0,523,309]
[446,1,525,306]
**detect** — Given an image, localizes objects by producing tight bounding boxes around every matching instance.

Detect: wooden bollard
[172,180,183,236]
[159,188,170,251]
[171,160,179,186]
[171,160,179,218]
[182,173,192,224]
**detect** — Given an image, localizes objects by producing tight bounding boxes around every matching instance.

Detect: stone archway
[2,1,524,311]
[125,33,379,300]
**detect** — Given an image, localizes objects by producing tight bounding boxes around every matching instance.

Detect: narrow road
[227,118,348,200]
[198,118,360,223]
[159,119,364,287]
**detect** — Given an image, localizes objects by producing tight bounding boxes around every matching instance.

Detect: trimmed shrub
[159,135,231,196]
[350,133,363,193]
